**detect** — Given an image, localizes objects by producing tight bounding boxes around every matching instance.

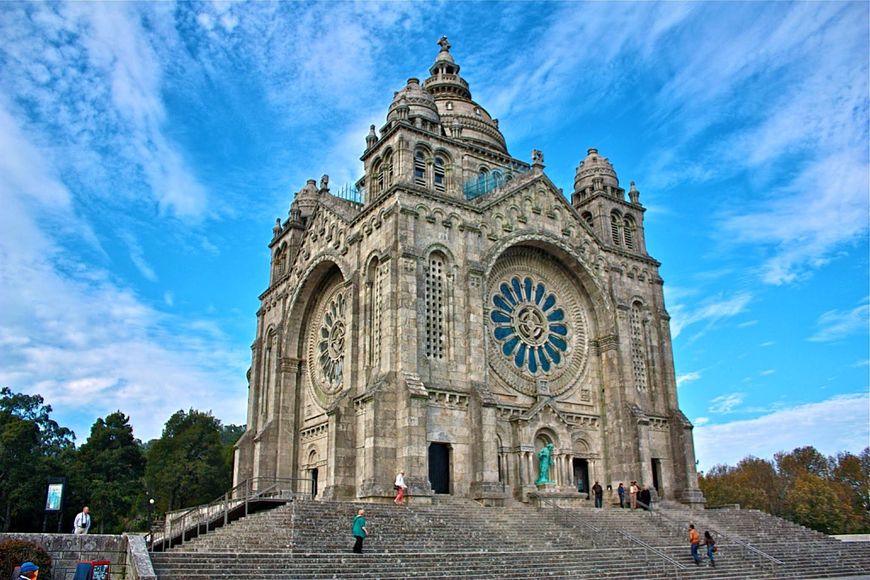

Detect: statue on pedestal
[535,443,555,485]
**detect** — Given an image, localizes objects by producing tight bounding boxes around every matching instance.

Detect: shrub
[0,539,52,579]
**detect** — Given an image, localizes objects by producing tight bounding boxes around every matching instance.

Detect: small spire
[629,181,640,205]
[532,149,545,173]
[366,124,377,148]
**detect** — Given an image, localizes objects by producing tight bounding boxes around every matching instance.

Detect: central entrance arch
[428,442,451,494]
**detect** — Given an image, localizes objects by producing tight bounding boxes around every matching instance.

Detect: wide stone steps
[152,548,747,579]
[152,499,870,579]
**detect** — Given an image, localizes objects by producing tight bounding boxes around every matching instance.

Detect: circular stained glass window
[490,276,569,375]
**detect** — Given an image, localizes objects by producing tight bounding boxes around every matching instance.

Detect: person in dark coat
[591,481,603,508]
[617,483,625,508]
[638,486,651,510]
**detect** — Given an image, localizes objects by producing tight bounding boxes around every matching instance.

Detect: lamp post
[148,498,155,551]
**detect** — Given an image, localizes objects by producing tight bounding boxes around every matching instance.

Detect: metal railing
[644,501,784,575]
[333,183,365,204]
[152,477,311,551]
[463,167,529,200]
[538,497,689,578]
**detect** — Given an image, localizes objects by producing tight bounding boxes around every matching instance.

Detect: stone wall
[1,533,130,580]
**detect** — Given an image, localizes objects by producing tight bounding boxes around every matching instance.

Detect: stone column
[275,357,303,479]
[321,398,356,499]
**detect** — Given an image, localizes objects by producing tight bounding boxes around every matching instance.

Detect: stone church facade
[233,38,705,507]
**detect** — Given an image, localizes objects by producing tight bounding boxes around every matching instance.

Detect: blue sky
[0,1,867,470]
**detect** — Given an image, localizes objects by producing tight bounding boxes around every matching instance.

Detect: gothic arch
[284,256,351,360]
[481,232,615,331]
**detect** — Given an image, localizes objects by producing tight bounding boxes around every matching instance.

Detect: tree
[699,457,781,513]
[775,446,831,482]
[0,387,75,531]
[75,412,146,533]
[145,410,230,512]
[831,448,870,533]
[783,473,849,534]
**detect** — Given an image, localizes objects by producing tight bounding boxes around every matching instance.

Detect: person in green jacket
[352,509,368,553]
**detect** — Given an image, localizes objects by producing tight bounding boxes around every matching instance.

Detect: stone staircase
[151,497,870,579]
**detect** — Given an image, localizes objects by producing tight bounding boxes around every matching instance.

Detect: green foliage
[75,412,146,533]
[0,388,241,533]
[0,539,52,579]
[145,409,231,512]
[701,445,870,535]
[783,473,849,534]
[0,387,76,531]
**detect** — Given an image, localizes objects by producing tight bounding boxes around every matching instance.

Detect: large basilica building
[233,38,705,507]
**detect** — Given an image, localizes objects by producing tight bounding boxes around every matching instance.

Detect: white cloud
[808,298,870,342]
[760,369,776,376]
[0,98,246,442]
[695,393,870,470]
[676,371,702,386]
[760,341,775,347]
[708,393,745,414]
[694,417,710,427]
[737,320,758,328]
[670,292,752,339]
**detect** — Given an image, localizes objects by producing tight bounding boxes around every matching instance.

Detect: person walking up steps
[394,471,408,505]
[352,509,368,553]
[704,531,717,567]
[689,524,701,566]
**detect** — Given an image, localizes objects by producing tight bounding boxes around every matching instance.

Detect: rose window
[317,292,346,387]
[490,276,569,375]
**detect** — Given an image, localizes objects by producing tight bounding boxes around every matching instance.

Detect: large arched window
[629,303,648,393]
[610,212,622,246]
[366,258,386,369]
[623,215,636,250]
[414,150,428,186]
[425,252,447,359]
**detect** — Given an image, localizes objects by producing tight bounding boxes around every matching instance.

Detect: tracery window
[630,303,648,392]
[369,261,386,368]
[581,211,594,228]
[425,253,446,359]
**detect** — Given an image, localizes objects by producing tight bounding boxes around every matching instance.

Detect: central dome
[424,37,507,153]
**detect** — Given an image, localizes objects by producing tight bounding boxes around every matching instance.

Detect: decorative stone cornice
[403,372,428,399]
[596,334,619,352]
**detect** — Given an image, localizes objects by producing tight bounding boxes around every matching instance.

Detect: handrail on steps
[538,497,689,578]
[639,500,784,574]
[152,477,311,551]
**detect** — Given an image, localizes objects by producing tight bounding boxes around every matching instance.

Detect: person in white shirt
[73,506,91,534]
[394,471,408,505]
